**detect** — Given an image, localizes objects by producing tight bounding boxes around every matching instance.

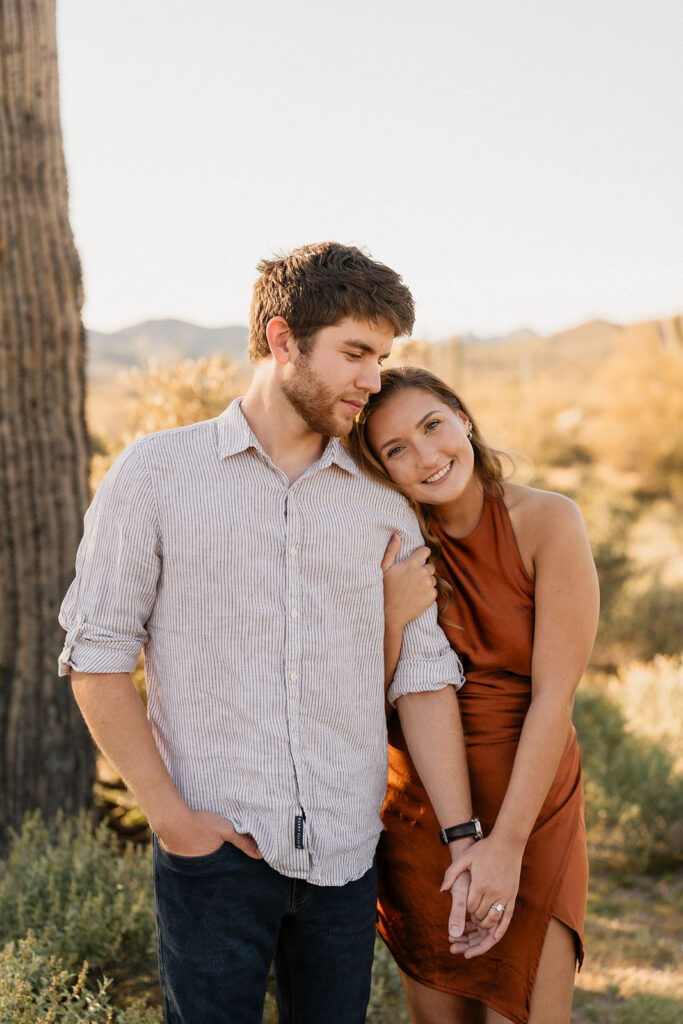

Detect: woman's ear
[265,317,294,365]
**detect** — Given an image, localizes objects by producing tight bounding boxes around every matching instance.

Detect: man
[59,242,477,1024]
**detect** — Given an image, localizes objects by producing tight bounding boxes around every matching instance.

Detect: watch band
[439,817,484,846]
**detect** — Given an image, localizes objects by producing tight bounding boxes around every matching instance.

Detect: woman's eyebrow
[378,410,441,452]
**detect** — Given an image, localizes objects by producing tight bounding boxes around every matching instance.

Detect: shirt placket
[283,488,309,864]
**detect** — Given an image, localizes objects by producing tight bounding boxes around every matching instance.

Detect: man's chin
[334,409,361,435]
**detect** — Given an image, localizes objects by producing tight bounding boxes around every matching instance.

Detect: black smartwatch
[439,817,484,846]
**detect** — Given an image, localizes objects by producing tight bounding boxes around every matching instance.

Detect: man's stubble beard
[281,354,354,437]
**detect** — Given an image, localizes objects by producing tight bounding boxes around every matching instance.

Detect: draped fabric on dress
[377,495,587,1024]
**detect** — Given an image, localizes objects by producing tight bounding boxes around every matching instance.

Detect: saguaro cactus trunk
[0,0,93,845]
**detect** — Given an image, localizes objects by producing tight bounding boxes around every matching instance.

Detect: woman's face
[366,387,476,506]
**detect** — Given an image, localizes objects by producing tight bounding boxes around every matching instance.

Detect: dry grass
[77,322,682,1022]
[573,860,682,1023]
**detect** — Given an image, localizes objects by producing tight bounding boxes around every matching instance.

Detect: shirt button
[289,671,298,683]
[289,546,297,556]
[291,608,298,620]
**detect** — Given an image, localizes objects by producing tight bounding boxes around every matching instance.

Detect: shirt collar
[217,398,362,477]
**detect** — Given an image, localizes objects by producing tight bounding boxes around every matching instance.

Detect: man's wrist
[148,799,194,843]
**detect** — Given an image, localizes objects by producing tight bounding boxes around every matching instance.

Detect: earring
[467,421,473,438]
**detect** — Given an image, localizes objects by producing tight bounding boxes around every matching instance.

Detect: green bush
[617,582,683,661]
[368,939,409,1023]
[0,811,154,969]
[575,688,683,869]
[0,934,160,1023]
[614,993,683,1024]
[592,537,633,632]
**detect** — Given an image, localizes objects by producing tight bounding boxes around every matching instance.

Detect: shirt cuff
[58,616,143,676]
[386,649,465,707]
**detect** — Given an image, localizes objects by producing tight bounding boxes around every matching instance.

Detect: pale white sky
[57,0,682,339]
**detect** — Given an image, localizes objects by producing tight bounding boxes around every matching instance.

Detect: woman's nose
[414,440,439,468]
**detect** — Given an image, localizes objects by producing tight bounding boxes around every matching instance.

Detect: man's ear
[266,317,295,365]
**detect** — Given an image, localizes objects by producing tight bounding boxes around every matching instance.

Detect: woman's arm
[382,533,437,694]
[443,491,599,955]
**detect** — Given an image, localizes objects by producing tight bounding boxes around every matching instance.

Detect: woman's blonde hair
[347,366,511,616]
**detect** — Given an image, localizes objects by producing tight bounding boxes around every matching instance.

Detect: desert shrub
[614,993,683,1024]
[615,581,683,661]
[597,572,683,665]
[368,938,409,1023]
[0,811,154,969]
[592,537,634,633]
[604,656,683,769]
[89,354,244,492]
[588,326,683,499]
[0,934,161,1024]
[575,688,683,869]
[121,354,242,440]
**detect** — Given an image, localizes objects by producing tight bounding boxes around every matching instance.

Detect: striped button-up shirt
[59,399,464,884]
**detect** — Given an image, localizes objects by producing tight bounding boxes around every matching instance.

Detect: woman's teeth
[424,462,452,484]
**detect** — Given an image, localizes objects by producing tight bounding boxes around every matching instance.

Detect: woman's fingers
[462,926,502,959]
[404,544,431,567]
[440,856,468,894]
[494,900,515,942]
[383,541,437,625]
[473,899,507,931]
[381,532,402,572]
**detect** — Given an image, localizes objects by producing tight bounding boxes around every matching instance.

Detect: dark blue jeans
[153,838,377,1024]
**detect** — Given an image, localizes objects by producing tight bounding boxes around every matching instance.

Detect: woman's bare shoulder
[501,482,588,567]
[502,482,581,519]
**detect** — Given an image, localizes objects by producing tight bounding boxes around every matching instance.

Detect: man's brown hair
[248,241,415,362]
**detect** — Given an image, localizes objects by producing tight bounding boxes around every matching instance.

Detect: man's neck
[240,370,328,484]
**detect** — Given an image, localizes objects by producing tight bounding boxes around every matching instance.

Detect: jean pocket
[156,838,228,867]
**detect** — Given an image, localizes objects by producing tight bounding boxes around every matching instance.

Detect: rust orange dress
[377,494,588,1024]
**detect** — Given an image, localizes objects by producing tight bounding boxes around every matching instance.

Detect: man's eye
[345,352,362,360]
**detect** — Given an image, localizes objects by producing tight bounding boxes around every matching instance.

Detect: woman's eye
[425,419,441,432]
[386,446,404,459]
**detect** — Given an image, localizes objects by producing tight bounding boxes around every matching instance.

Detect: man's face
[281,317,395,437]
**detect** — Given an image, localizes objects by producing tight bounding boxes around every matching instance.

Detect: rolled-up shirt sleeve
[58,440,161,677]
[386,513,465,706]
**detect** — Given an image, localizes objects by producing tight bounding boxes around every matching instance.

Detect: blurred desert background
[3,2,681,1021]
[79,311,682,1023]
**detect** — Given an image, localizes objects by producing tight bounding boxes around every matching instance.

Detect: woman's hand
[382,533,437,629]
[441,833,523,956]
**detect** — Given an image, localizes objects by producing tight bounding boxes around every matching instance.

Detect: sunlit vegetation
[4,315,680,1020]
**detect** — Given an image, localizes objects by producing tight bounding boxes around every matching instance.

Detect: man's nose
[356,362,382,394]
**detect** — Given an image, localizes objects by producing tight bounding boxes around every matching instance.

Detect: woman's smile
[423,461,453,485]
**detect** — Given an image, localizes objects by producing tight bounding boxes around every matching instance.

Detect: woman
[349,367,599,1024]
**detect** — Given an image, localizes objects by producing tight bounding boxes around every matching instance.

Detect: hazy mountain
[86,314,681,383]
[458,327,539,346]
[87,319,249,380]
